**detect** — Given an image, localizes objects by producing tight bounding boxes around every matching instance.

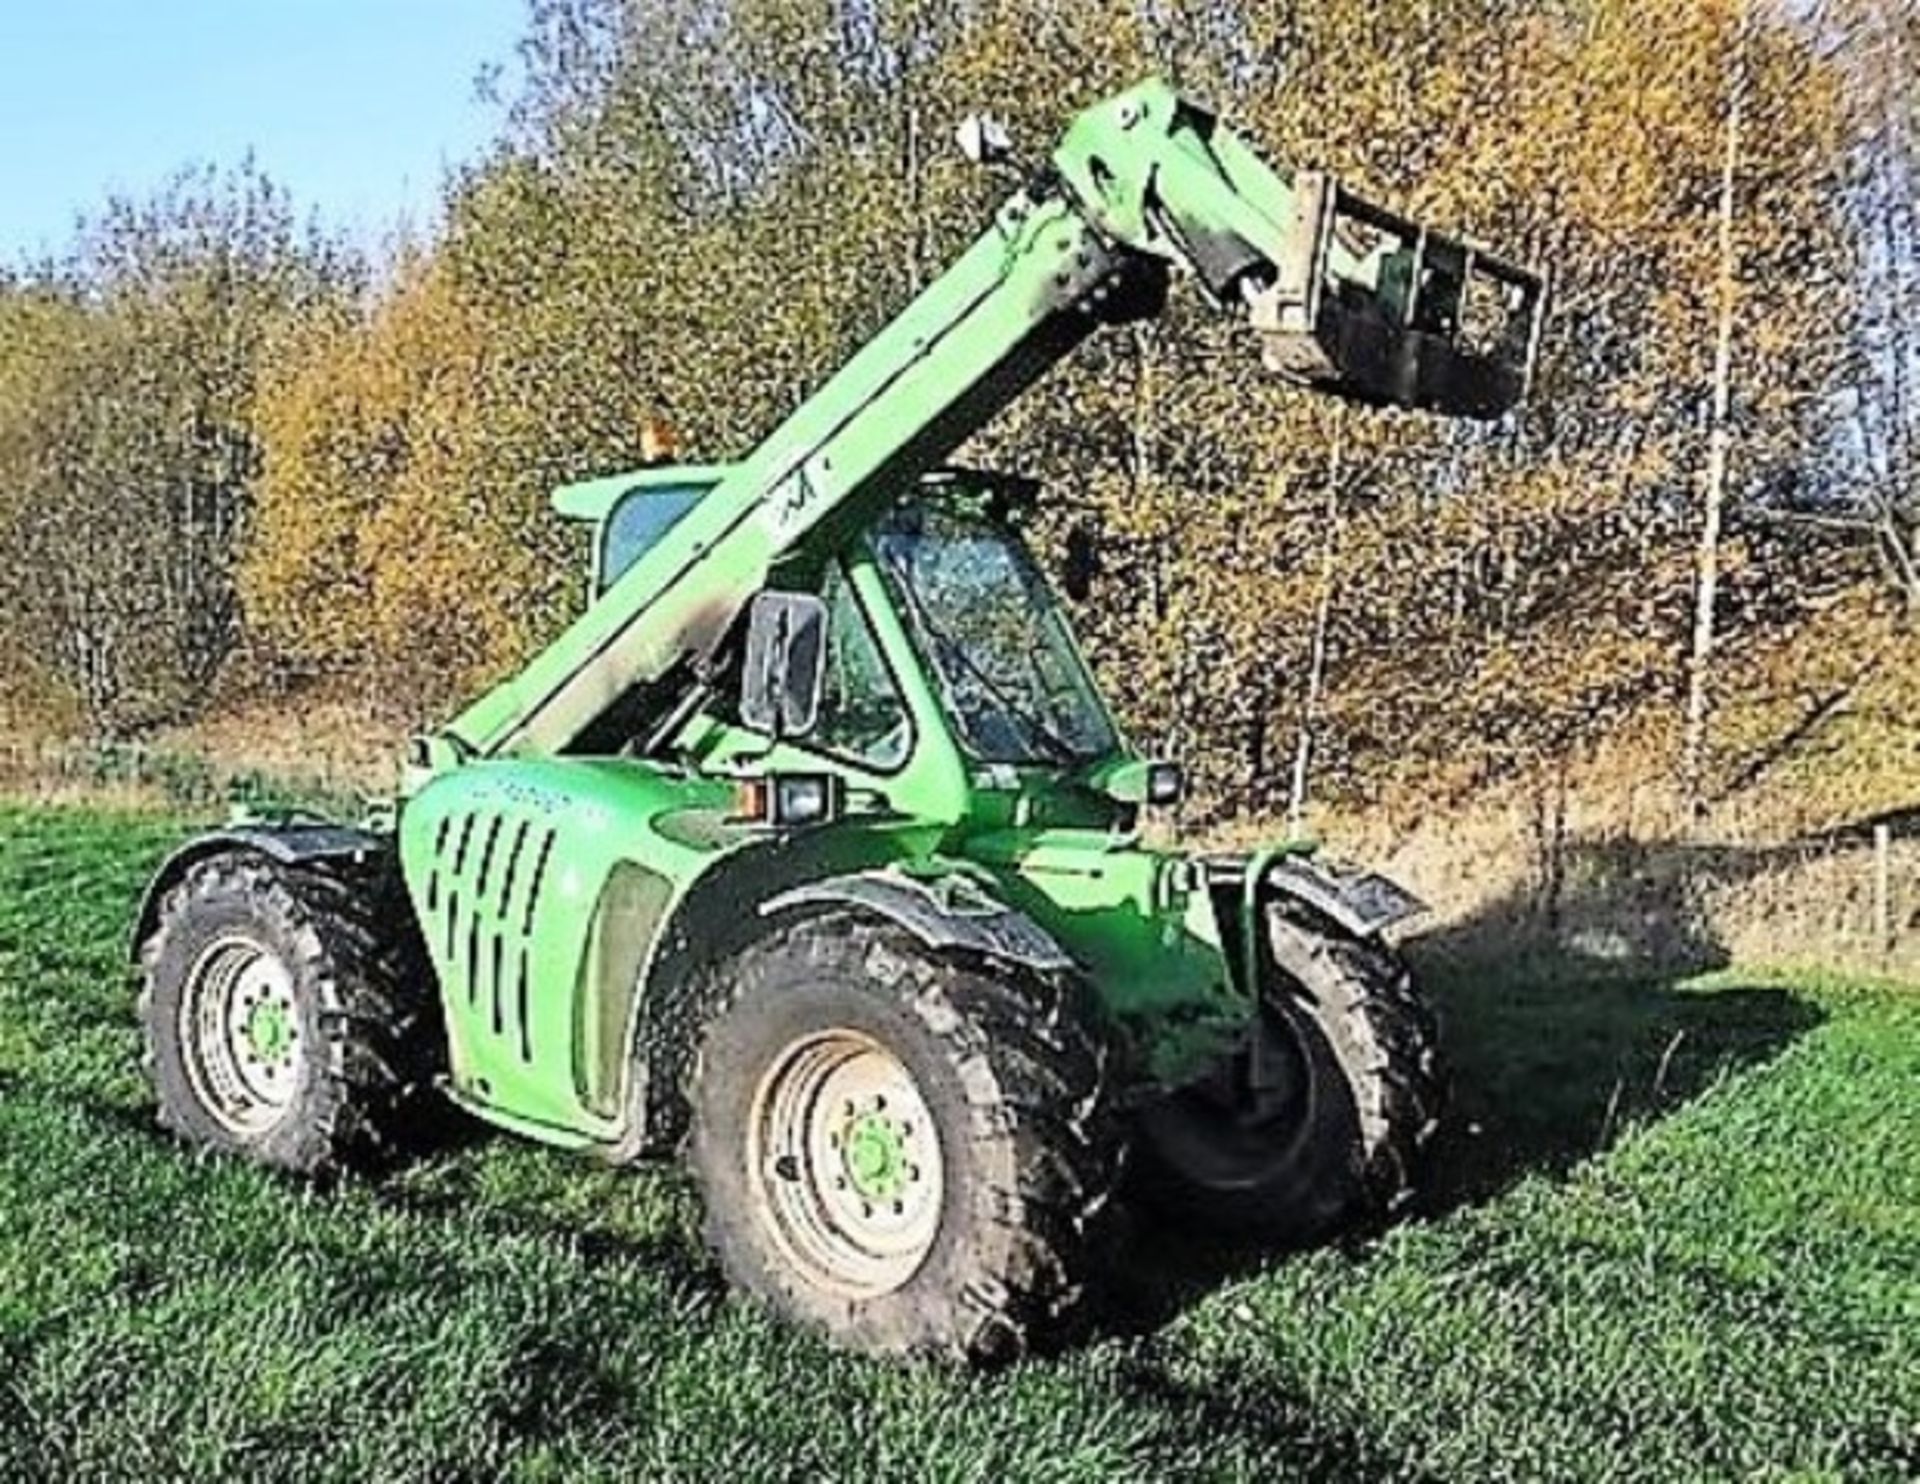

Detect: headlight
[734,772,845,828]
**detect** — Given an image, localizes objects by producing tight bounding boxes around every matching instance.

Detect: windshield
[871,501,1118,766]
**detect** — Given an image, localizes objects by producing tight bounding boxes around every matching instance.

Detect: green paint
[245,1000,292,1065]
[367,80,1537,1150]
[842,1112,908,1202]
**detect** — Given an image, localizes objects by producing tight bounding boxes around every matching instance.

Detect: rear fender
[129,824,389,963]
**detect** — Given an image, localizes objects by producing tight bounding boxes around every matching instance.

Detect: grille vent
[425,809,554,1063]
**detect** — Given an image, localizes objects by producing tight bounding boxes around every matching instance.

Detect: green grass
[0,806,1915,1481]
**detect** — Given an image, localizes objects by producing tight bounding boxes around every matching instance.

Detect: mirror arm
[638,668,715,758]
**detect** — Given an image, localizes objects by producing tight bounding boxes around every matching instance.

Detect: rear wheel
[1135,912,1443,1242]
[139,851,434,1175]
[688,912,1118,1363]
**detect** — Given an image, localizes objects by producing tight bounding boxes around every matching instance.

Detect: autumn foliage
[0,0,1912,819]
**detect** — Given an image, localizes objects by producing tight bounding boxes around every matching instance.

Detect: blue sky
[0,1,527,262]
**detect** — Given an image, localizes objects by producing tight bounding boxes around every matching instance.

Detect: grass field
[0,807,1914,1481]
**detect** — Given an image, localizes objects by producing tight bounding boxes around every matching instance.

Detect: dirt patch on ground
[0,697,404,817]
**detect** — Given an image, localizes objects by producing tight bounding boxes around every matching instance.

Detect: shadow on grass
[1096,845,1827,1340]
[1408,833,1832,1210]
[1412,954,1820,1215]
[371,1171,725,1304]
[1100,1348,1444,1481]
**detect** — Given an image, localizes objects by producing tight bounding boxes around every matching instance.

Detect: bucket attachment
[1248,173,1546,420]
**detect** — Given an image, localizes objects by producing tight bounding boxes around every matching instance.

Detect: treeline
[1,0,1914,815]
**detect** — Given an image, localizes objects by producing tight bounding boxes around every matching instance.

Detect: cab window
[810,564,911,771]
[598,483,710,595]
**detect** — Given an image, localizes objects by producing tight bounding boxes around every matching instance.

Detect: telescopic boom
[436,77,1544,766]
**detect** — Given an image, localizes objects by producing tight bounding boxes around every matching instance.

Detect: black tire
[138,850,436,1175]
[1134,911,1443,1243]
[687,911,1118,1364]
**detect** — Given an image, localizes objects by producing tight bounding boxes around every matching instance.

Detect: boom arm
[435,77,1544,765]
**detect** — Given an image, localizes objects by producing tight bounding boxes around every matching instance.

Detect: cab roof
[550,465,734,524]
[549,464,1040,525]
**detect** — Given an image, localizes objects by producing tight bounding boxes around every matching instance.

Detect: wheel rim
[748,1028,944,1299]
[1140,1001,1322,1192]
[179,934,302,1136]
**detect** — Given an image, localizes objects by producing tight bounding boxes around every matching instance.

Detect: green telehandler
[132,78,1544,1361]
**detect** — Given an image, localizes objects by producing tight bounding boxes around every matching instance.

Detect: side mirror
[1062,522,1100,602]
[741,591,828,740]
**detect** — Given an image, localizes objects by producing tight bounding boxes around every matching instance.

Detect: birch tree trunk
[1288,407,1345,835]
[1683,5,1750,817]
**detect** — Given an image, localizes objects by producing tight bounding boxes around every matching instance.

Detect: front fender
[1261,853,1426,940]
[762,868,1076,975]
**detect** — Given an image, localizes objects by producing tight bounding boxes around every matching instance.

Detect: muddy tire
[138,851,435,1175]
[1134,912,1443,1243]
[687,911,1118,1363]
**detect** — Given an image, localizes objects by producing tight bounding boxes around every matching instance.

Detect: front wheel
[687,912,1118,1363]
[1134,912,1443,1243]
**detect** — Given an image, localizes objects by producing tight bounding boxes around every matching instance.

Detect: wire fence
[1513,816,1920,982]
[3,736,1912,980]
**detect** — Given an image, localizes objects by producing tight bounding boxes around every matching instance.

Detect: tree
[1684,2,1752,813]
[177,0,1878,821]
[1824,0,1919,609]
[0,162,356,734]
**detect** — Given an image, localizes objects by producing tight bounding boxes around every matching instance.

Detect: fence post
[1874,823,1892,958]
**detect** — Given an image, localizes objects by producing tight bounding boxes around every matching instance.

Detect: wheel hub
[245,997,294,1066]
[179,934,302,1136]
[841,1108,911,1202]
